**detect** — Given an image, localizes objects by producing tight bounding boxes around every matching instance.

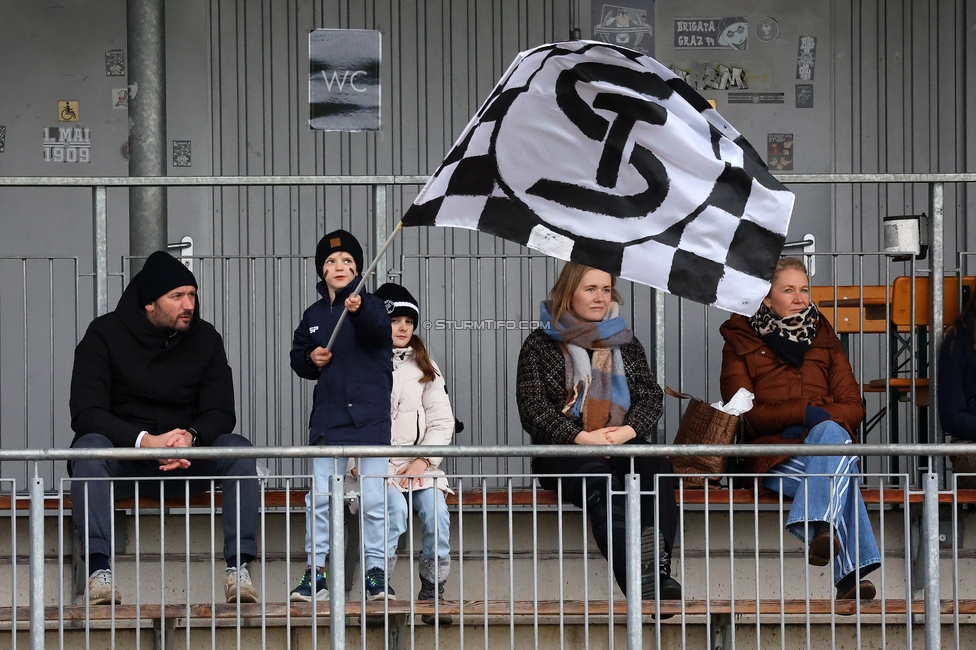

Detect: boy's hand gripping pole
[325,221,403,351]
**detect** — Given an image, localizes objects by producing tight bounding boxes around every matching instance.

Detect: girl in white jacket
[374,283,456,604]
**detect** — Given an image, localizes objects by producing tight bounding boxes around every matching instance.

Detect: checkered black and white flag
[402,41,794,315]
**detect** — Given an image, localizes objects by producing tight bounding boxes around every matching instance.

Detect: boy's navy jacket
[290,277,393,445]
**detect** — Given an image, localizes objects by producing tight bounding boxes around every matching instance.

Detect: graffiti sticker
[173,140,191,167]
[796,36,817,80]
[105,50,125,76]
[675,17,748,50]
[767,133,794,171]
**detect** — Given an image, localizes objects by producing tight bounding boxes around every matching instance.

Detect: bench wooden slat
[813,285,889,334]
[4,598,973,622]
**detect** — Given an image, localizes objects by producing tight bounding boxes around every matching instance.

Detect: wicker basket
[665,386,740,488]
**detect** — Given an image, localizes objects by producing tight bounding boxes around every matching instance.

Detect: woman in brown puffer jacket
[719,257,880,601]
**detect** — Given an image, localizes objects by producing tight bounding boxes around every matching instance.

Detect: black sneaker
[364,567,395,601]
[290,567,328,602]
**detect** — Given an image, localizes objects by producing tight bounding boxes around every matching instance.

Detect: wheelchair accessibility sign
[58,100,80,122]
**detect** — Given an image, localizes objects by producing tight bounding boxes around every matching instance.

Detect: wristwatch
[186,427,200,447]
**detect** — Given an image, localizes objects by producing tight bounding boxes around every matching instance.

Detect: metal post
[127,0,168,274]
[29,466,45,650]
[652,289,666,445]
[330,473,345,650]
[92,185,109,316]
[625,474,642,650]
[923,472,941,650]
[929,183,945,479]
[372,185,388,287]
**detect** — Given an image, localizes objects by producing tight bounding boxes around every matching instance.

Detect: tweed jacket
[719,313,865,474]
[516,328,663,446]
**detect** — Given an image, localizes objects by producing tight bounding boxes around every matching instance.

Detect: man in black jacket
[69,251,259,605]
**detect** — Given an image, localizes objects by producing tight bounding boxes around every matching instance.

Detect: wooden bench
[860,275,976,443]
[813,284,889,336]
[4,597,976,625]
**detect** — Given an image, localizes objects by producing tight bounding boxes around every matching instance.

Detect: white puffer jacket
[387,347,455,493]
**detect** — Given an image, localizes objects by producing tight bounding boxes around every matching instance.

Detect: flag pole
[325,221,403,351]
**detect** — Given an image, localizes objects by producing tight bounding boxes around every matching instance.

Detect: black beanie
[315,229,364,280]
[374,283,420,321]
[136,251,198,306]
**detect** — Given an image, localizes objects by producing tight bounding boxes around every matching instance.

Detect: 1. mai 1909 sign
[309,29,381,131]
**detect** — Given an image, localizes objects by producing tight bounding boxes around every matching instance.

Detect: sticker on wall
[701,64,748,90]
[43,126,91,163]
[113,88,129,109]
[58,100,80,122]
[120,140,130,161]
[0,126,5,153]
[674,17,747,50]
[767,133,793,171]
[796,36,817,80]
[105,50,125,76]
[670,63,748,91]
[173,140,191,167]
[592,3,655,54]
[728,92,784,104]
[795,84,814,108]
[755,17,779,43]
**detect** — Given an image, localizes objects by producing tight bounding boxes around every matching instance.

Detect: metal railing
[2,444,975,650]
[2,173,976,490]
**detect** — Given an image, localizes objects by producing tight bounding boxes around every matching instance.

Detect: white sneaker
[225,565,259,603]
[87,568,122,605]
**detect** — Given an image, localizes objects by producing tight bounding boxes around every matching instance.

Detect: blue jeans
[762,421,882,585]
[306,456,390,570]
[387,485,451,574]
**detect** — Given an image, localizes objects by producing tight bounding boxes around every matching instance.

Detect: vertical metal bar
[507,481,515,650]
[952,479,961,647]
[29,467,44,650]
[557,480,567,648]
[373,185,388,287]
[531,485,539,649]
[653,289,666,444]
[929,182,945,480]
[624,474,641,650]
[330,473,345,650]
[923,472,941,650]
[92,186,109,316]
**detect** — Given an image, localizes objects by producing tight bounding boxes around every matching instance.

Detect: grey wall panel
[0,0,972,472]
[832,0,969,266]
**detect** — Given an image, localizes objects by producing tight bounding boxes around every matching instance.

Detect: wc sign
[309,28,381,131]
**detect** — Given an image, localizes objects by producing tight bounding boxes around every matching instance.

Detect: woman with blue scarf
[516,262,682,602]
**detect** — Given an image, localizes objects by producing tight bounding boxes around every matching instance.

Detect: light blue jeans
[761,421,882,585]
[306,456,390,570]
[387,485,451,581]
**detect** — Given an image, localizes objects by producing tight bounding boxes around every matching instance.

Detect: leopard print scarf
[749,302,819,367]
